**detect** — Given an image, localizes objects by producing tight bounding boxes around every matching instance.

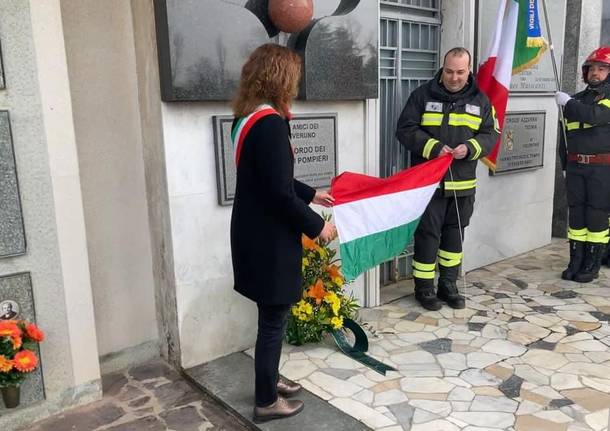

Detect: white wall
[465,96,559,270]
[0,1,101,428]
[59,0,159,362]
[463,0,566,270]
[162,100,367,368]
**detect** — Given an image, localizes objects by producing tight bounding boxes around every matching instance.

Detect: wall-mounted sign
[0,111,26,257]
[213,113,338,206]
[492,111,545,175]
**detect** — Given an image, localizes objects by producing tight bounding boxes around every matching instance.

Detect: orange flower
[0,355,13,373]
[13,350,38,373]
[307,279,327,304]
[302,235,318,251]
[0,321,21,339]
[12,335,22,350]
[25,323,45,342]
[327,264,341,279]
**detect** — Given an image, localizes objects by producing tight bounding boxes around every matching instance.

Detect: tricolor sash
[231,104,278,167]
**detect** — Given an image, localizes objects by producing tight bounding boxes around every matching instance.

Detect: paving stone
[106,416,166,431]
[527,340,557,351]
[552,290,579,299]
[129,362,175,382]
[459,369,502,387]
[152,380,202,410]
[549,398,575,409]
[499,374,524,398]
[561,388,610,412]
[467,322,485,332]
[102,372,129,397]
[29,402,126,431]
[515,414,568,431]
[418,338,453,354]
[160,405,207,431]
[128,396,151,409]
[507,278,528,289]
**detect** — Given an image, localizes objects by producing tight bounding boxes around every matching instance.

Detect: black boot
[437,265,465,309]
[602,243,610,268]
[414,279,441,311]
[574,243,606,283]
[561,240,585,281]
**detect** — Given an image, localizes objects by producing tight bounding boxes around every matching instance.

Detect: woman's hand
[313,190,335,207]
[319,221,337,242]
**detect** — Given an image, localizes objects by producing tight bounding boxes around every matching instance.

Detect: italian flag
[477,0,547,171]
[331,155,452,281]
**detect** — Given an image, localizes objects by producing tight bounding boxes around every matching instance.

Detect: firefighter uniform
[396,68,499,309]
[559,46,610,283]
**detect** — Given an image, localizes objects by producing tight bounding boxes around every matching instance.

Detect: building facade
[2,0,600,428]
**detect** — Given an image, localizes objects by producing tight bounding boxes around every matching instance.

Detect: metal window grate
[380,0,439,11]
[379,12,440,284]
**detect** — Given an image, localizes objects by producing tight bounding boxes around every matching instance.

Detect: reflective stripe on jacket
[396,68,500,197]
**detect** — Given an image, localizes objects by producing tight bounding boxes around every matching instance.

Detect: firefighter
[556,46,610,283]
[396,47,499,310]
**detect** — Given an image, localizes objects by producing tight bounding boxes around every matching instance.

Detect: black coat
[230,114,324,305]
[396,69,499,197]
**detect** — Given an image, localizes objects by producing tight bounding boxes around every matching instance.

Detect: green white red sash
[231,104,278,167]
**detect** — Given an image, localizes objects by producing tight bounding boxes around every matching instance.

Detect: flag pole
[540,0,569,151]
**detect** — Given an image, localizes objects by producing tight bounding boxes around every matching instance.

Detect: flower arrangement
[0,319,44,389]
[285,227,359,345]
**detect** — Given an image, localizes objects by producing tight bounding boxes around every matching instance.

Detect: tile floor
[267,239,610,431]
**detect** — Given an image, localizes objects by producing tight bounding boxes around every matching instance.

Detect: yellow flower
[332,276,344,287]
[301,258,309,271]
[324,292,341,315]
[331,316,343,329]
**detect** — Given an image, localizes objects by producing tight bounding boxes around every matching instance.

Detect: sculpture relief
[153,0,377,101]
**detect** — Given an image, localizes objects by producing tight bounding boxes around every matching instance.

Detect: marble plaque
[0,111,26,258]
[213,113,337,205]
[0,39,5,89]
[478,0,564,93]
[493,111,545,175]
[153,0,377,101]
[0,273,45,411]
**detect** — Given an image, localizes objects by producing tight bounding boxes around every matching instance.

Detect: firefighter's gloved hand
[555,91,572,106]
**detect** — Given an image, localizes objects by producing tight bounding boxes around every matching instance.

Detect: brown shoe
[253,396,304,423]
[277,377,302,397]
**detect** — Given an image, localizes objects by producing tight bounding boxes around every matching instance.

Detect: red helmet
[582,46,610,83]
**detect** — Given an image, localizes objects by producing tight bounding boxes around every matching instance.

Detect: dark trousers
[255,303,291,407]
[413,193,475,288]
[566,164,610,234]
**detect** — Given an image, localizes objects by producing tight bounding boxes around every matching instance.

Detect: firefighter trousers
[412,193,475,288]
[566,163,610,244]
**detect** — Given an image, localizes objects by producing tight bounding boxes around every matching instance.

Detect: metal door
[379,1,441,284]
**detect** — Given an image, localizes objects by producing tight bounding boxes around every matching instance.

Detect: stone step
[183,352,371,431]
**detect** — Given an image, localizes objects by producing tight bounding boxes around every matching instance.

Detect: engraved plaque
[0,111,26,257]
[0,273,45,410]
[213,113,338,205]
[493,111,545,175]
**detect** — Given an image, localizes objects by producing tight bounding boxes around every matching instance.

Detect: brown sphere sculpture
[268,0,314,34]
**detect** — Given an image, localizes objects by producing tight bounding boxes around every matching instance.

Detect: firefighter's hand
[555,91,572,106]
[452,144,468,159]
[439,145,453,156]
